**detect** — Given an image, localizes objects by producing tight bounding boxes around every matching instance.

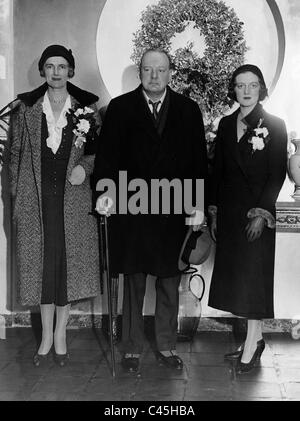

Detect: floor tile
[190,352,228,366]
[190,340,232,354]
[0,360,10,371]
[68,337,105,350]
[278,367,300,382]
[49,360,98,377]
[233,366,279,383]
[0,391,30,401]
[30,374,90,394]
[83,377,138,401]
[0,360,53,377]
[284,382,300,399]
[137,363,189,380]
[28,391,66,401]
[1,326,300,401]
[0,347,19,360]
[267,334,300,355]
[0,375,39,394]
[231,381,283,399]
[188,365,232,382]
[185,379,233,401]
[276,354,300,368]
[134,379,186,401]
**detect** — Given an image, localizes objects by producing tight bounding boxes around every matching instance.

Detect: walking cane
[97,194,116,378]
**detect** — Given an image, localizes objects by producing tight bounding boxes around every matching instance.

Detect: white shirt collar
[143,89,167,112]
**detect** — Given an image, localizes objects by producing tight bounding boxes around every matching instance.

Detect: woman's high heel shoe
[224,344,244,361]
[54,352,70,367]
[224,338,264,361]
[236,339,265,374]
[33,351,51,367]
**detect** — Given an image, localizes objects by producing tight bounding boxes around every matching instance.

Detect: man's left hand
[192,216,207,232]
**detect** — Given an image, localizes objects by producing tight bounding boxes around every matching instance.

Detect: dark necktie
[149,100,161,120]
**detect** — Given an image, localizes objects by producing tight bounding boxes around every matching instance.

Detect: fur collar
[17,82,99,107]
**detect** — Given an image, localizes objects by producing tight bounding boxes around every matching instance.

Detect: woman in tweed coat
[9,45,100,366]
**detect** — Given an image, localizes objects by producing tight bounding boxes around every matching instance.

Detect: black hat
[230,64,266,87]
[38,44,75,71]
[227,64,268,101]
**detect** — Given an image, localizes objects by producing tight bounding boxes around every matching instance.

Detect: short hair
[227,64,268,102]
[139,48,174,72]
[40,66,75,78]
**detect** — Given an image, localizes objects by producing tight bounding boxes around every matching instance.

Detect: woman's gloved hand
[68,165,86,185]
[245,216,266,242]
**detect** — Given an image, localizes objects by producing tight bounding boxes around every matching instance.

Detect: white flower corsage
[248,118,270,153]
[68,105,98,149]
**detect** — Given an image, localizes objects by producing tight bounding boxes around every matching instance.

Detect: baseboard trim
[0,313,298,333]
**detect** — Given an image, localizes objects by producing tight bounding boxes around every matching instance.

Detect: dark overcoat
[9,82,100,306]
[94,85,207,277]
[208,103,287,318]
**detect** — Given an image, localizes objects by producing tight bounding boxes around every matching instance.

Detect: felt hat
[178,226,212,272]
[38,44,75,71]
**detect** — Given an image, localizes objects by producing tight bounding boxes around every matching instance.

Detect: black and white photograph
[0,0,300,403]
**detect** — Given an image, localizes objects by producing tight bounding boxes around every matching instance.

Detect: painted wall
[0,0,13,314]
[13,0,108,108]
[1,0,300,319]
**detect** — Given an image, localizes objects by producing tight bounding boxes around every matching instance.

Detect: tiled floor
[0,324,300,401]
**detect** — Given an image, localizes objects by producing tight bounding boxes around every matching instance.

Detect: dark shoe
[54,352,70,367]
[121,356,139,373]
[156,351,183,370]
[224,344,244,361]
[236,339,265,374]
[33,352,50,367]
[225,339,265,361]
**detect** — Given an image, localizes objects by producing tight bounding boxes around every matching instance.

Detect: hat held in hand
[178,226,212,272]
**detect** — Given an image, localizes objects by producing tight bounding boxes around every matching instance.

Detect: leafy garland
[131,0,248,160]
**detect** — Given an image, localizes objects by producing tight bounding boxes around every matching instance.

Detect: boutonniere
[248,118,270,154]
[68,105,99,148]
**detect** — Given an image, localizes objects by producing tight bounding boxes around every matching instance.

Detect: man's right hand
[95,196,114,217]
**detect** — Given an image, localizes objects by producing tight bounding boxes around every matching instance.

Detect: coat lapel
[24,98,43,209]
[153,89,180,167]
[131,86,185,170]
[65,96,80,180]
[229,104,265,182]
[228,109,249,180]
[133,86,161,145]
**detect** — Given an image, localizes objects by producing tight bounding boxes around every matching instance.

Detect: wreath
[131,0,248,161]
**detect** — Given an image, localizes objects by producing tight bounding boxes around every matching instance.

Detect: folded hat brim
[178,227,212,271]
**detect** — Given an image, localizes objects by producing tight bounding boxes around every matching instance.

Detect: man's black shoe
[156,351,183,370]
[121,356,140,373]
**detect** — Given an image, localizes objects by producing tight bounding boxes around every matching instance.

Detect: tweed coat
[208,103,287,318]
[9,82,100,306]
[94,85,208,277]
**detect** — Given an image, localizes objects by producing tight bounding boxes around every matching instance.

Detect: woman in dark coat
[9,45,100,366]
[208,64,287,373]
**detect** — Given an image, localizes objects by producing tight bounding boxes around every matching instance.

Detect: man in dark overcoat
[94,49,207,372]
